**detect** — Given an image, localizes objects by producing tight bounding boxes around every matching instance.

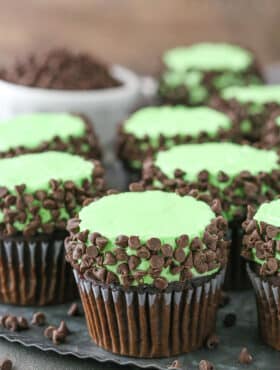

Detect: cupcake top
[65,191,229,289]
[0,151,104,237]
[142,143,280,222]
[163,43,253,72]
[242,200,280,276]
[154,143,278,181]
[0,113,86,152]
[221,85,280,104]
[123,106,232,141]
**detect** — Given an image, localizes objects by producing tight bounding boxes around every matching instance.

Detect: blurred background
[1,0,279,76]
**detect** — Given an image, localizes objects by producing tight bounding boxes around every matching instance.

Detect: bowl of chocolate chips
[0,49,142,145]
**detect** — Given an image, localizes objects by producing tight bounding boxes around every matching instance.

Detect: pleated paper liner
[74,268,225,358]
[0,232,78,306]
[224,223,251,290]
[247,263,280,350]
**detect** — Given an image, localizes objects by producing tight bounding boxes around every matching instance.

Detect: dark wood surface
[0,0,280,75]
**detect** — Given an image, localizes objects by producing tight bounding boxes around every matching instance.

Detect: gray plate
[0,291,280,369]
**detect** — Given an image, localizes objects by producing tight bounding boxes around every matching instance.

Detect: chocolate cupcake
[0,112,101,159]
[242,200,280,350]
[117,105,239,171]
[211,85,280,142]
[65,190,229,357]
[139,142,280,289]
[158,43,263,106]
[0,151,104,305]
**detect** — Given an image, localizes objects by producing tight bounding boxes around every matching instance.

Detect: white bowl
[0,65,143,145]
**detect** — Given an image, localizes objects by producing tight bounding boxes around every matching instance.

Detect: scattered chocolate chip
[57,320,70,336]
[129,182,144,192]
[4,316,18,331]
[0,315,8,327]
[223,313,236,327]
[174,247,186,263]
[17,316,29,330]
[44,326,56,339]
[147,237,161,251]
[103,252,117,265]
[161,244,173,257]
[176,234,189,248]
[95,236,108,249]
[238,347,253,364]
[205,333,219,350]
[150,255,165,269]
[31,312,46,326]
[115,235,128,247]
[52,329,66,345]
[198,359,215,370]
[86,245,99,258]
[211,199,222,214]
[68,303,80,317]
[154,277,168,290]
[0,358,12,370]
[128,236,141,249]
[167,359,182,369]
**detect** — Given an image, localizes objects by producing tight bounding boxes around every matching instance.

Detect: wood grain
[0,0,279,75]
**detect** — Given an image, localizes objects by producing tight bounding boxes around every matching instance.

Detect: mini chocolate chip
[0,187,8,198]
[0,358,12,370]
[64,181,75,190]
[117,263,129,276]
[52,329,66,345]
[106,271,119,284]
[161,244,173,257]
[150,255,165,269]
[103,252,117,265]
[86,245,99,258]
[67,218,80,233]
[174,169,186,178]
[128,236,141,249]
[68,303,80,317]
[205,333,219,350]
[57,320,70,336]
[154,277,168,290]
[211,199,222,214]
[43,199,57,209]
[147,237,161,251]
[77,230,89,242]
[5,316,18,331]
[190,237,203,251]
[223,313,236,327]
[238,347,253,364]
[88,232,101,244]
[128,255,140,270]
[198,359,215,370]
[167,359,182,369]
[31,312,46,326]
[115,248,128,261]
[44,325,56,339]
[129,182,144,192]
[198,170,209,181]
[217,171,229,182]
[247,205,255,220]
[174,247,186,262]
[115,235,128,247]
[0,315,8,327]
[176,234,189,248]
[35,190,47,200]
[266,225,280,238]
[137,247,151,259]
[95,236,108,249]
[17,316,29,330]
[15,184,26,194]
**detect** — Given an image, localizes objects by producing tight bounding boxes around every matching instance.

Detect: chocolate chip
[223,313,236,327]
[198,359,215,370]
[137,247,151,259]
[176,234,189,248]
[4,316,18,331]
[103,252,117,265]
[52,329,66,345]
[67,303,80,317]
[86,245,99,258]
[115,248,128,261]
[77,230,89,242]
[198,170,209,181]
[167,359,182,369]
[117,263,129,276]
[67,218,80,233]
[174,169,186,178]
[115,235,128,247]
[57,320,70,336]
[88,232,101,244]
[0,187,8,198]
[128,236,141,249]
[15,184,26,194]
[106,271,119,284]
[147,237,161,251]
[95,236,108,249]
[190,237,203,251]
[44,325,56,339]
[128,255,140,270]
[150,255,165,269]
[17,316,29,330]
[0,315,8,327]
[205,333,219,349]
[217,171,229,182]
[129,182,144,192]
[266,225,280,238]
[211,199,222,214]
[31,312,46,326]
[161,244,173,257]
[238,347,253,364]
[174,247,186,262]
[154,277,168,290]
[0,358,12,370]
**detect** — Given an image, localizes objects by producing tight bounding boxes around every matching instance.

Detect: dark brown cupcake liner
[0,232,78,306]
[224,223,251,290]
[74,268,225,358]
[247,263,280,350]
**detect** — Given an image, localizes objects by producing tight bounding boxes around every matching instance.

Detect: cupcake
[139,142,280,289]
[117,105,239,171]
[242,200,280,350]
[211,85,280,142]
[158,43,263,106]
[0,112,101,159]
[0,151,104,305]
[65,190,229,357]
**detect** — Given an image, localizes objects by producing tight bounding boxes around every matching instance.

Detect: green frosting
[222,85,280,104]
[163,43,253,72]
[0,151,94,192]
[254,199,280,227]
[79,191,218,281]
[154,143,279,182]
[124,106,231,141]
[0,113,85,152]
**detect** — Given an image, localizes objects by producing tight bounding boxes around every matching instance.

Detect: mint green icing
[275,116,280,127]
[163,43,253,72]
[154,143,279,182]
[254,199,280,227]
[79,191,218,281]
[0,151,94,192]
[0,113,86,152]
[124,106,231,141]
[222,85,280,104]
